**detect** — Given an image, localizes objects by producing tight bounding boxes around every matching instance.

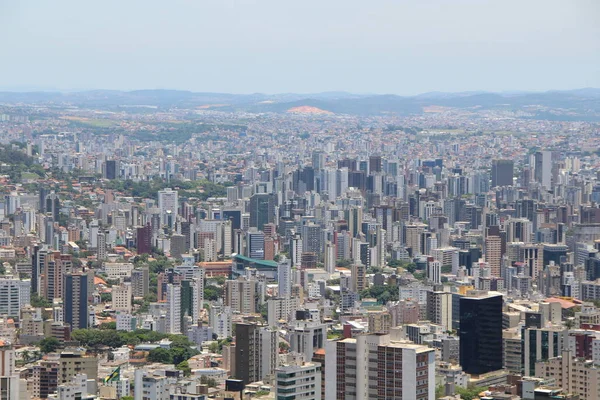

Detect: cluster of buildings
[0,103,597,399]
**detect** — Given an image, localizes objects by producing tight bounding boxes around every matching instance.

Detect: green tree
[200,375,217,388]
[208,342,219,354]
[279,342,289,352]
[204,285,223,301]
[456,386,487,400]
[100,293,112,303]
[99,322,117,330]
[336,259,353,268]
[176,360,192,377]
[436,384,445,399]
[30,293,52,308]
[147,348,172,364]
[39,337,61,354]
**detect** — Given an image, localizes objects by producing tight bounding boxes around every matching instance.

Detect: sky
[1,0,599,95]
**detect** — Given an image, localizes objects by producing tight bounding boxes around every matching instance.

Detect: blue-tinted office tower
[459,292,503,375]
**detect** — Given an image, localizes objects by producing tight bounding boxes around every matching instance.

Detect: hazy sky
[1,0,599,94]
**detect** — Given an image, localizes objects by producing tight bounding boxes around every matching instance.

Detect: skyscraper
[369,154,382,174]
[103,160,118,180]
[64,272,89,330]
[0,342,20,400]
[534,151,552,189]
[0,276,30,317]
[484,235,502,277]
[131,267,149,298]
[166,283,182,334]
[158,188,178,228]
[326,334,435,400]
[491,159,514,188]
[277,257,291,298]
[459,291,503,375]
[234,323,278,385]
[136,223,152,255]
[246,229,265,260]
[248,193,275,231]
[97,231,107,261]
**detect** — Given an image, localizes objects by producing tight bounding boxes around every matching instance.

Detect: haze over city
[1,0,599,94]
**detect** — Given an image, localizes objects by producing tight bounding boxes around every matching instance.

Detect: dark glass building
[249,193,275,231]
[459,292,503,375]
[491,159,514,187]
[64,272,89,330]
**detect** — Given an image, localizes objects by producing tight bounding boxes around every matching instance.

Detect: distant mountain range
[1,88,599,120]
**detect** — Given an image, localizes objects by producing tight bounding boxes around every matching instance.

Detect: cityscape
[1,1,600,400]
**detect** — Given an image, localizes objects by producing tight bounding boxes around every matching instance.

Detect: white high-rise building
[209,303,232,339]
[290,233,303,267]
[134,369,169,400]
[277,257,292,298]
[158,188,178,228]
[324,241,336,273]
[0,277,30,317]
[0,342,20,400]
[325,334,436,400]
[97,231,107,261]
[275,357,322,400]
[192,275,204,325]
[89,220,99,249]
[427,259,442,285]
[166,284,181,334]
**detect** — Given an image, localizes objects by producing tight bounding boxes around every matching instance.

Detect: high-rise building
[520,244,543,279]
[44,252,72,302]
[158,188,178,228]
[535,350,600,400]
[97,231,107,261]
[426,258,442,284]
[225,277,257,314]
[351,262,367,292]
[325,334,435,400]
[277,257,292,298]
[209,303,232,339]
[369,154,382,174]
[484,235,502,277]
[0,342,20,400]
[491,159,514,188]
[191,275,205,325]
[275,358,322,400]
[234,323,278,385]
[0,276,30,318]
[246,229,265,260]
[64,273,89,330]
[290,233,303,267]
[136,223,152,255]
[131,267,149,298]
[426,291,452,331]
[459,291,503,375]
[289,319,327,362]
[102,160,118,180]
[134,370,168,400]
[302,223,322,254]
[522,326,566,376]
[534,151,552,189]
[248,193,275,231]
[166,283,182,334]
[170,234,186,259]
[112,282,132,312]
